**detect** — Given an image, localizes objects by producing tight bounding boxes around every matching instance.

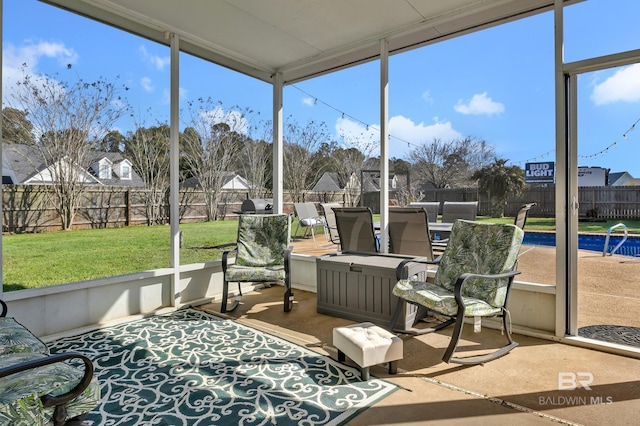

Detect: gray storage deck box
[316,253,428,329]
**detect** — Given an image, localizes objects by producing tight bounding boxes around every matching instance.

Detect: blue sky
[3,0,640,175]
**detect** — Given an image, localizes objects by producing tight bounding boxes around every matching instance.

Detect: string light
[514,116,640,165]
[578,116,639,160]
[292,84,639,162]
[291,84,422,150]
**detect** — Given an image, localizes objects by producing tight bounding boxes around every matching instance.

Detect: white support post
[169,32,180,306]
[273,72,284,214]
[0,0,3,295]
[553,0,569,337]
[379,39,390,253]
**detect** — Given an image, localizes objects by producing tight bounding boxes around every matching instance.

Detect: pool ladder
[603,223,628,256]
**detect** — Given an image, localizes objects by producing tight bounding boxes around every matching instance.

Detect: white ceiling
[42,0,577,84]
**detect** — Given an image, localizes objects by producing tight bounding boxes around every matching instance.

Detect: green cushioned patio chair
[390,220,524,365]
[0,299,100,426]
[221,214,293,313]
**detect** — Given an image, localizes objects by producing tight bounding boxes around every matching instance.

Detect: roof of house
[180,172,249,189]
[312,172,342,192]
[2,143,145,187]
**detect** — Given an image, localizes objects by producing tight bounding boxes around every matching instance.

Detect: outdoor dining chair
[390,219,524,364]
[514,202,537,230]
[388,207,435,260]
[408,201,440,223]
[332,207,378,253]
[293,202,326,241]
[320,202,341,245]
[441,201,478,223]
[221,214,294,313]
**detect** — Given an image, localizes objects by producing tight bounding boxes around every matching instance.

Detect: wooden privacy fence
[366,186,640,220]
[1,185,349,233]
[3,185,639,232]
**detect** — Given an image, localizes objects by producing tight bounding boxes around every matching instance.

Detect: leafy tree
[97,130,126,152]
[2,107,35,144]
[409,137,494,189]
[472,158,525,217]
[5,71,128,230]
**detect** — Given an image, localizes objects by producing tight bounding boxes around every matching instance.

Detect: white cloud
[302,97,315,106]
[591,64,640,105]
[2,40,77,103]
[199,107,250,134]
[454,92,505,115]
[139,45,170,71]
[422,90,434,105]
[335,115,462,158]
[389,115,462,143]
[140,77,154,93]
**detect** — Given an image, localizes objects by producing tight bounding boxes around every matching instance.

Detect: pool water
[523,232,640,257]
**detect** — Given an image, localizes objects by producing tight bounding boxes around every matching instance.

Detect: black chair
[388,207,435,260]
[514,202,536,230]
[332,207,378,253]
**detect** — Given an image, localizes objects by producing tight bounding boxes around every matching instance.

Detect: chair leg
[442,313,466,363]
[221,281,241,314]
[446,310,519,365]
[221,279,229,313]
[390,298,454,335]
[283,288,294,312]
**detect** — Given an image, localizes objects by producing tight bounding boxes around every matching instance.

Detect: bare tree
[5,71,128,229]
[125,120,171,225]
[181,100,248,221]
[238,120,272,198]
[409,137,495,189]
[334,131,378,206]
[284,118,331,203]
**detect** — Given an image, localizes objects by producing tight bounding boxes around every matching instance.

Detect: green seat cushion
[0,318,49,355]
[225,264,286,283]
[0,352,100,425]
[393,279,502,317]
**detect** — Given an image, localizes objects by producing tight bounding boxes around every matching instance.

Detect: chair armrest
[0,299,7,317]
[0,352,95,409]
[284,246,293,274]
[395,256,442,280]
[221,248,238,272]
[452,270,521,308]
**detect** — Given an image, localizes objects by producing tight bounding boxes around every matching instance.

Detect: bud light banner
[525,162,555,183]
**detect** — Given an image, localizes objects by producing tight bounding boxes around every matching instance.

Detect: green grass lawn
[3,215,639,291]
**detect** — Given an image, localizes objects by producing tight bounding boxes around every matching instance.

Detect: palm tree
[472,158,525,218]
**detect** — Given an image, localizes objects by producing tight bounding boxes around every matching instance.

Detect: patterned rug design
[578,325,640,348]
[49,309,396,425]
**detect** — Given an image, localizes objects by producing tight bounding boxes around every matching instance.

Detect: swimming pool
[523,232,640,257]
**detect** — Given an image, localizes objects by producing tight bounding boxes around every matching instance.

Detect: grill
[241,198,274,214]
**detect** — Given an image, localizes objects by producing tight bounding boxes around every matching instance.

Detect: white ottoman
[333,322,403,380]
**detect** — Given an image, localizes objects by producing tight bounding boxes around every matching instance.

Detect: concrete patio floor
[199,235,640,425]
[200,286,640,426]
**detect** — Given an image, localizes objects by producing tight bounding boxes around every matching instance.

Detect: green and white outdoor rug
[49,308,397,425]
